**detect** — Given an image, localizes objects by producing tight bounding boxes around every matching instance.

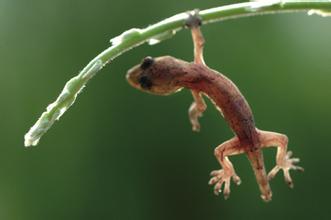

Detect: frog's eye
[140,56,154,70]
[138,75,153,89]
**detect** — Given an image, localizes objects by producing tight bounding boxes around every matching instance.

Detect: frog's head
[126,56,183,96]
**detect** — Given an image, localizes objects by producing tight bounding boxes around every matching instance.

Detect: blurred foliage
[1,0,331,219]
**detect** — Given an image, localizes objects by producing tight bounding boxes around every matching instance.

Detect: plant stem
[24,0,331,147]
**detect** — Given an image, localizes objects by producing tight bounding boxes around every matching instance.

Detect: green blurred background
[1,0,331,219]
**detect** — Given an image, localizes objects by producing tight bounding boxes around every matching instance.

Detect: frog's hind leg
[209,136,244,199]
[258,130,304,188]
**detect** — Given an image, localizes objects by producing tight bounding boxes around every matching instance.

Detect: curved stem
[24,0,331,147]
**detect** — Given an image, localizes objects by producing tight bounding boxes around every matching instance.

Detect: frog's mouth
[126,65,142,90]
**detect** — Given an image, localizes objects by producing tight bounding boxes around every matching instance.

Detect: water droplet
[308,9,331,17]
[110,28,142,46]
[81,60,103,80]
[246,0,281,12]
[147,30,177,45]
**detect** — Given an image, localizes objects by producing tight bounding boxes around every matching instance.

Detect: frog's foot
[257,129,304,188]
[210,137,244,199]
[209,168,241,199]
[268,151,304,188]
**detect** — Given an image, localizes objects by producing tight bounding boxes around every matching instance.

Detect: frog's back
[195,65,259,147]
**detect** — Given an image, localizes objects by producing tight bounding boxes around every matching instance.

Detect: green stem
[24,0,331,147]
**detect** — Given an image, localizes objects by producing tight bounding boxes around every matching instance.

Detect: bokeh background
[1,0,331,219]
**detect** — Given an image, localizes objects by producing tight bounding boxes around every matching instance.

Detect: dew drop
[147,30,177,45]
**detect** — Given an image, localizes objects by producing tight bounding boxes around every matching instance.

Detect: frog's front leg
[186,13,208,131]
[209,136,244,199]
[186,9,205,65]
[258,130,304,188]
[189,90,206,132]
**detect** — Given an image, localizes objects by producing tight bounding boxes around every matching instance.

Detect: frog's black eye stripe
[140,56,154,70]
[138,75,153,89]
